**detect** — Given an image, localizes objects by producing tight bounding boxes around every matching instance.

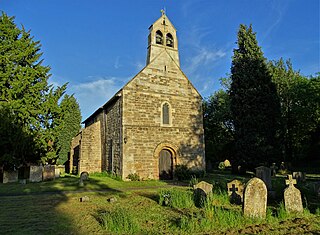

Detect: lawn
[0,171,319,234]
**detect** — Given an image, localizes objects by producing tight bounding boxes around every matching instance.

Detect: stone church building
[70,12,205,180]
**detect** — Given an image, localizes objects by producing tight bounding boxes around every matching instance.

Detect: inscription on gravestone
[284,175,303,213]
[243,177,267,218]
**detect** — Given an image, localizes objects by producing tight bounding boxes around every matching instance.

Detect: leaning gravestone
[284,175,303,213]
[193,181,213,207]
[3,170,18,183]
[42,165,55,181]
[224,159,231,168]
[243,177,267,218]
[29,166,43,182]
[227,179,244,204]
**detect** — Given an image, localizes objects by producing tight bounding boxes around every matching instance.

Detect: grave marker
[227,179,244,204]
[255,166,272,190]
[3,170,18,183]
[243,177,267,218]
[284,175,303,213]
[29,166,43,182]
[43,165,55,181]
[193,181,213,207]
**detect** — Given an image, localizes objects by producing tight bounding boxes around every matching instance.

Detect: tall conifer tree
[230,24,280,168]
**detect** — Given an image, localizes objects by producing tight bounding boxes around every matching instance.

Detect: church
[70,12,205,180]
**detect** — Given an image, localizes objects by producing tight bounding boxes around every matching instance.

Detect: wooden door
[159,149,173,180]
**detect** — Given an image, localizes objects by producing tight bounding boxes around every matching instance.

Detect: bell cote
[146,11,180,66]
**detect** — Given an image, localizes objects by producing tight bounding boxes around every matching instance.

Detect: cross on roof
[285,174,297,187]
[229,184,238,193]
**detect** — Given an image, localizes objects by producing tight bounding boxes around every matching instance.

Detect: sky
[1,0,319,120]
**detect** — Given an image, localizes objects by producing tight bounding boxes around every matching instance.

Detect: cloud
[114,56,121,69]
[185,47,226,74]
[69,76,128,120]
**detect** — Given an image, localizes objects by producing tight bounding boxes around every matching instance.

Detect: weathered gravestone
[193,181,213,207]
[79,171,89,187]
[270,163,278,176]
[284,175,303,213]
[42,165,55,181]
[243,177,267,218]
[227,179,244,204]
[3,170,18,183]
[255,166,272,190]
[292,172,306,183]
[29,166,43,182]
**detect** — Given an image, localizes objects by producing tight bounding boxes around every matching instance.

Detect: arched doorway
[159,149,173,180]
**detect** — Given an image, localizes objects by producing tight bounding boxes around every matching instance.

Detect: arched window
[156,30,163,45]
[166,33,174,47]
[162,102,170,125]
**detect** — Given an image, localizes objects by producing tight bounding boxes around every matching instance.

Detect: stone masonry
[71,12,205,179]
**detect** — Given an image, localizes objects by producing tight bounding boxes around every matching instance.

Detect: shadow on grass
[0,176,124,234]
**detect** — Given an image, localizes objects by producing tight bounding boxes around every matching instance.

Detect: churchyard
[0,169,319,234]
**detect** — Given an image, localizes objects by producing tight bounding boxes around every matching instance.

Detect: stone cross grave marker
[243,177,267,218]
[284,175,303,213]
[193,181,213,207]
[255,166,272,190]
[227,179,244,204]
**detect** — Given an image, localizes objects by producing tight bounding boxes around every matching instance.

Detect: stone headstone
[255,166,272,190]
[224,159,231,168]
[243,177,267,218]
[29,166,43,182]
[292,172,306,183]
[42,165,55,181]
[227,179,244,204]
[79,196,90,202]
[193,181,213,207]
[3,170,18,183]
[80,171,89,181]
[107,197,118,203]
[284,175,303,213]
[55,168,60,178]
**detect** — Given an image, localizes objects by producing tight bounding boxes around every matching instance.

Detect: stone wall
[79,121,102,173]
[105,98,122,175]
[122,51,205,179]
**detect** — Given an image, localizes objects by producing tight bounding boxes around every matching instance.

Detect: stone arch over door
[153,143,180,180]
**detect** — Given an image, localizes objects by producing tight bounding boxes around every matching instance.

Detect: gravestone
[227,179,244,204]
[292,172,306,183]
[42,165,55,181]
[193,181,213,207]
[55,168,60,178]
[224,159,231,168]
[79,196,90,202]
[255,166,272,190]
[29,166,43,182]
[243,177,267,218]
[79,171,89,187]
[3,170,18,183]
[284,175,303,213]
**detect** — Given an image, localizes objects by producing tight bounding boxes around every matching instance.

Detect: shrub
[127,173,140,181]
[98,207,140,233]
[175,164,206,180]
[189,175,198,188]
[218,162,225,170]
[159,188,194,209]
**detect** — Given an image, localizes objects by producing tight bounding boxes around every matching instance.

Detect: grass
[0,171,319,234]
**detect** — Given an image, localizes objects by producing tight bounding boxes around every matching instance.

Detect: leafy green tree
[229,24,281,169]
[0,12,66,168]
[204,78,234,164]
[270,59,320,161]
[56,94,82,165]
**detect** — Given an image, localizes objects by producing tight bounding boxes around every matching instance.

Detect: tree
[229,24,281,169]
[204,78,234,164]
[56,94,82,165]
[269,59,320,162]
[0,12,66,168]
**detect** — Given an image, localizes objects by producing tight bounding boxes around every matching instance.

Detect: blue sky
[1,0,319,120]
